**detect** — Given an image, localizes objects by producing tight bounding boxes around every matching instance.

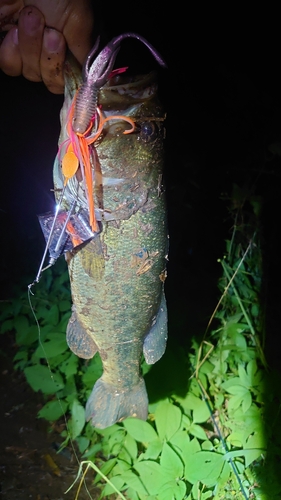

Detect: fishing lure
[72,32,166,134]
[60,33,166,233]
[59,95,135,233]
[31,33,166,286]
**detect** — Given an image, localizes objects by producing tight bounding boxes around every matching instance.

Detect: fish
[53,34,168,429]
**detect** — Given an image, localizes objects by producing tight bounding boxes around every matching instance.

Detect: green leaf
[244,432,266,467]
[224,322,248,336]
[71,399,85,439]
[112,460,131,475]
[101,475,124,497]
[227,431,243,448]
[1,318,14,333]
[242,390,252,413]
[238,364,251,387]
[184,451,224,486]
[62,376,77,399]
[38,399,68,421]
[169,430,190,452]
[107,428,126,456]
[83,443,102,459]
[141,439,163,460]
[217,461,231,487]
[227,386,252,412]
[14,315,29,335]
[123,433,138,460]
[193,400,210,424]
[94,458,117,484]
[75,436,90,454]
[133,461,167,495]
[158,479,186,500]
[226,403,263,443]
[13,350,28,362]
[47,304,60,326]
[201,440,214,451]
[24,365,64,394]
[247,359,260,385]
[188,423,207,440]
[16,324,39,346]
[120,471,149,495]
[214,393,224,408]
[118,447,133,465]
[155,400,182,441]
[232,331,247,350]
[182,437,201,462]
[123,418,158,443]
[221,377,242,390]
[58,300,71,312]
[33,335,68,359]
[81,353,103,387]
[160,442,183,477]
[124,487,141,500]
[177,393,200,411]
[59,353,79,378]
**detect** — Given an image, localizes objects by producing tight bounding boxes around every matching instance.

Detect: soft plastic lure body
[60,33,166,233]
[73,32,166,134]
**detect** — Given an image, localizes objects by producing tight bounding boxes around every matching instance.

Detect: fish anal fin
[143,293,167,364]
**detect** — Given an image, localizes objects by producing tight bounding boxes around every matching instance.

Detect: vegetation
[1,184,280,499]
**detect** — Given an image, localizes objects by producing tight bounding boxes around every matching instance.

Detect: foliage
[1,184,281,499]
[0,261,102,452]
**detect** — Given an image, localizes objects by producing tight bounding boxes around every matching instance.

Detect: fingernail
[22,8,42,34]
[44,28,62,52]
[11,27,18,45]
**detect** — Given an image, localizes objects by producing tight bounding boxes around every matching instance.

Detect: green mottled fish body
[54,62,167,428]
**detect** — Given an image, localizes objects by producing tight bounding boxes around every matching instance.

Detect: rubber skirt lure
[59,94,135,232]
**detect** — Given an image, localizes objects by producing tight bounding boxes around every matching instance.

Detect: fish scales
[55,52,167,428]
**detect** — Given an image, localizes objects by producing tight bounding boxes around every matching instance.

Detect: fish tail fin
[85,376,148,429]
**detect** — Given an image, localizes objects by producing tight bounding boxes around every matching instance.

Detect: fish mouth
[99,71,159,109]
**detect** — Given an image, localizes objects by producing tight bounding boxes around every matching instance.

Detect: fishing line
[27,284,94,500]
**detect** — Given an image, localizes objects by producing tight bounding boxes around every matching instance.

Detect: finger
[0,26,22,75]
[0,0,23,30]
[18,5,44,82]
[62,1,94,65]
[21,0,94,65]
[41,28,65,94]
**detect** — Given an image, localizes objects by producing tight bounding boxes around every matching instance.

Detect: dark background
[1,4,281,359]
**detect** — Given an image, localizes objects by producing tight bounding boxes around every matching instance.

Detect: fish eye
[139,122,158,143]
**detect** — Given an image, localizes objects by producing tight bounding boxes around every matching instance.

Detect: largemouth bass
[53,35,167,429]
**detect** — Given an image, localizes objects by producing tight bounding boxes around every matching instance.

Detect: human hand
[0,0,94,93]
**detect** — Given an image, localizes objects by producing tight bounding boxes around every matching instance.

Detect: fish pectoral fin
[80,236,105,280]
[66,309,98,359]
[143,293,168,365]
[85,377,148,429]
